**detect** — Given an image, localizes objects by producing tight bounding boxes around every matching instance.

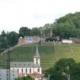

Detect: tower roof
[34,44,40,57]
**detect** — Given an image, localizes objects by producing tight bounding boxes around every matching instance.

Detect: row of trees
[52,12,80,40]
[45,58,80,80]
[1,12,80,52]
[0,30,18,52]
[19,27,41,37]
[0,27,42,52]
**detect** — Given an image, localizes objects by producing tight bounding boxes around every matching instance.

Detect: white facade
[62,39,73,44]
[0,45,42,80]
[10,45,42,80]
[0,69,8,80]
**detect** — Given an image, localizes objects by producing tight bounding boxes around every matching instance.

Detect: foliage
[0,31,19,52]
[0,36,8,52]
[31,27,41,36]
[7,31,19,46]
[15,75,34,80]
[52,12,80,40]
[19,27,31,37]
[45,58,80,80]
[45,37,56,42]
[43,23,52,37]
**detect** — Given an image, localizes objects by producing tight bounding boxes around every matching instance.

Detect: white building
[0,45,42,80]
[10,45,42,80]
[0,69,8,80]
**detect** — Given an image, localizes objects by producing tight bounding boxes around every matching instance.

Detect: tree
[52,12,80,39]
[45,58,76,80]
[7,31,19,46]
[19,27,31,37]
[43,23,52,37]
[53,21,76,40]
[1,30,6,37]
[31,27,40,36]
[0,36,8,52]
[71,63,80,80]
[15,75,34,80]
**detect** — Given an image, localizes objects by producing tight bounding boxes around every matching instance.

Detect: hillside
[0,43,80,70]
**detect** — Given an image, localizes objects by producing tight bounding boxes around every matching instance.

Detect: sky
[0,0,80,33]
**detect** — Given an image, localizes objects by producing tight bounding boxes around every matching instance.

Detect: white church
[10,45,42,80]
[0,45,42,80]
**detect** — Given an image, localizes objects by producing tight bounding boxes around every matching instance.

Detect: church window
[36,61,38,64]
[36,58,38,64]
[30,69,31,73]
[26,69,27,73]
[38,69,40,72]
[17,69,19,73]
[22,69,23,73]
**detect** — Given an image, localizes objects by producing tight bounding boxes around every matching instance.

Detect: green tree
[45,58,76,80]
[1,30,6,37]
[31,27,40,36]
[0,36,8,52]
[52,12,80,39]
[71,63,80,80]
[43,23,52,37]
[19,27,31,37]
[53,21,76,40]
[7,31,19,46]
[15,75,34,80]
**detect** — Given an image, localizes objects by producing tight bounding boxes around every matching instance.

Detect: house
[0,69,8,80]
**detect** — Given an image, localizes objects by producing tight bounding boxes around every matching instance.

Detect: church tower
[33,45,40,65]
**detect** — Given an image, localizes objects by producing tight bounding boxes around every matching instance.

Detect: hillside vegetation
[0,43,80,70]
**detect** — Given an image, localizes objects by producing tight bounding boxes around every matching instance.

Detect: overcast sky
[0,0,80,33]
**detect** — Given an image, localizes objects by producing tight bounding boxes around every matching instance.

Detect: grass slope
[0,43,80,70]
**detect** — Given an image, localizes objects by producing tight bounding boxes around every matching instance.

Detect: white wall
[0,69,7,80]
[62,39,73,44]
[34,58,40,65]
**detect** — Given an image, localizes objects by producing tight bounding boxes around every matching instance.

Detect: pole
[67,74,70,80]
[7,50,11,80]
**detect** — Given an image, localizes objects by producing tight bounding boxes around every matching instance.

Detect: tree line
[1,12,80,52]
[0,27,42,52]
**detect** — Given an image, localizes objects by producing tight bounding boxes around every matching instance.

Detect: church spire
[35,44,40,57]
[33,44,40,65]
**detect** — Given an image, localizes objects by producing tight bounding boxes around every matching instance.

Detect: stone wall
[18,36,41,45]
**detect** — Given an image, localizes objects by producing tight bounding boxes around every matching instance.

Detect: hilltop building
[18,36,41,45]
[0,45,42,80]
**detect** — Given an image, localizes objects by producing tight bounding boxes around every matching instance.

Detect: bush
[45,37,57,42]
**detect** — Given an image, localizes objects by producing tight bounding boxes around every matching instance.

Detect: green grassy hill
[0,43,80,70]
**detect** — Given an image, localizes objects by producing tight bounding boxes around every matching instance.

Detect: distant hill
[0,43,80,70]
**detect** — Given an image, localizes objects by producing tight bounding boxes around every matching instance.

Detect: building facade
[0,45,42,80]
[0,69,8,80]
[10,45,42,80]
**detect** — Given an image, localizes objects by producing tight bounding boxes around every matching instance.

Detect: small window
[13,74,15,76]
[30,69,31,73]
[26,69,27,73]
[38,69,40,72]
[17,69,19,73]
[22,69,23,73]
